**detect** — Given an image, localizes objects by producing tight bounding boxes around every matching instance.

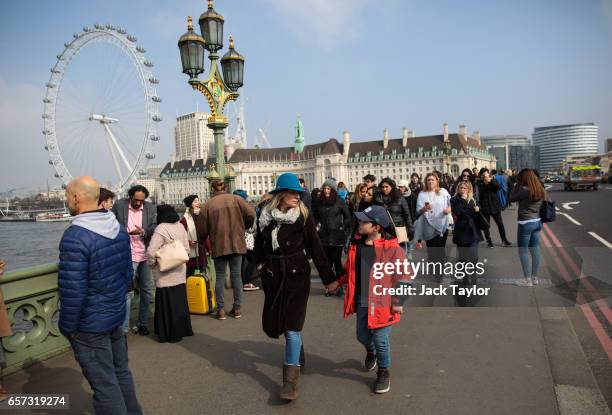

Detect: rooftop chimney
[443,122,449,142]
[402,127,408,147]
[409,129,415,138]
[473,130,481,145]
[343,130,351,159]
[459,124,467,139]
[383,128,389,149]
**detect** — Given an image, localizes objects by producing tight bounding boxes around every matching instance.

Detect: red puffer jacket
[337,237,412,329]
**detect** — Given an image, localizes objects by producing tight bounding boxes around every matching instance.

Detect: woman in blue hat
[254,172,337,401]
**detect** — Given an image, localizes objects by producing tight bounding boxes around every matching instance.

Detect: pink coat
[146,222,190,288]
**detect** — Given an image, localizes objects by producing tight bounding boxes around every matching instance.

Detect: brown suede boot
[280,364,300,401]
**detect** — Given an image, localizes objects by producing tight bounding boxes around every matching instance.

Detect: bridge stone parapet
[0,263,140,375]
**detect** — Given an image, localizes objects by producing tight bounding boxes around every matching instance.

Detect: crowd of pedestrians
[46,163,549,411]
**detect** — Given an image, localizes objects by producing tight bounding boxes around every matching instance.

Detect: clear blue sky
[1,0,611,191]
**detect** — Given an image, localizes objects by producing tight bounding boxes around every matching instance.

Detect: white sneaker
[514,279,533,287]
[531,277,539,286]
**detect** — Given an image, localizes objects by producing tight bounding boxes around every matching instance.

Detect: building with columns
[230,122,496,196]
[156,122,496,203]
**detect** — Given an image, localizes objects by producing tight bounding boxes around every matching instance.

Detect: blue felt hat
[270,173,306,194]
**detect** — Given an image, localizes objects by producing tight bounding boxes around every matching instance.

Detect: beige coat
[195,192,255,258]
[146,222,190,288]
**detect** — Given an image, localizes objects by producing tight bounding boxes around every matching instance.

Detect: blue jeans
[517,221,542,278]
[213,254,243,309]
[69,326,142,415]
[404,241,415,261]
[284,330,302,366]
[123,261,154,332]
[355,302,392,369]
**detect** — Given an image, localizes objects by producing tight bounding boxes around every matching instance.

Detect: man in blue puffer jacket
[59,176,142,415]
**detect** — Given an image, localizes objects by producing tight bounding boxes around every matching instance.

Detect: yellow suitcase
[187,273,216,314]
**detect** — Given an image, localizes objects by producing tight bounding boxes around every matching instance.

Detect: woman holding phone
[414,173,452,282]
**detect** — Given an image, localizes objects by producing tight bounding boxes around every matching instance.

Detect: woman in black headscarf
[146,205,193,343]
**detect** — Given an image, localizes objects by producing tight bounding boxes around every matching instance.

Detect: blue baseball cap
[354,205,391,228]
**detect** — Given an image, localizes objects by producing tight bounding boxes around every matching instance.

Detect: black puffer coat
[313,197,351,246]
[476,179,502,214]
[375,191,414,236]
[254,212,334,338]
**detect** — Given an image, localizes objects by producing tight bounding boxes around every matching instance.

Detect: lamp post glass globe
[178,16,205,79]
[199,0,224,53]
[221,36,244,91]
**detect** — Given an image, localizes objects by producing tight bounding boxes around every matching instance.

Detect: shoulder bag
[156,231,189,272]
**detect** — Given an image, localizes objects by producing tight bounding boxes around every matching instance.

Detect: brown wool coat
[195,192,255,259]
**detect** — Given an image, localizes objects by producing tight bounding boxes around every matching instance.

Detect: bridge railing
[0,264,66,375]
[0,263,140,375]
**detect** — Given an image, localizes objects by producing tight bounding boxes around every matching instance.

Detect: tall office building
[606,138,612,153]
[532,123,599,173]
[481,135,531,171]
[174,112,215,162]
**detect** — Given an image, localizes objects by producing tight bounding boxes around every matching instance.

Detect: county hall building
[158,121,496,203]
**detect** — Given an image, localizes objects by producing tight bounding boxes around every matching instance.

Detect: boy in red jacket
[327,205,412,394]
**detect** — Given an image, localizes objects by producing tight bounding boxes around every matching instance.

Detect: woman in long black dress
[146,205,193,343]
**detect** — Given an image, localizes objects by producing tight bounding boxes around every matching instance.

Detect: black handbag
[470,199,490,231]
[475,211,490,230]
[540,200,556,223]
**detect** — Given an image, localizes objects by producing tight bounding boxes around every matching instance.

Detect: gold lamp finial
[208,0,214,9]
[229,35,234,49]
[187,16,193,30]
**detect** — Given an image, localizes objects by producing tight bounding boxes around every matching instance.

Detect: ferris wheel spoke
[103,131,124,184]
[113,124,140,159]
[103,124,133,174]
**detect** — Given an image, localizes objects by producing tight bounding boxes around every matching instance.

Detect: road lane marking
[543,225,612,324]
[545,185,552,190]
[588,232,612,249]
[558,212,582,226]
[541,229,612,362]
[561,201,580,210]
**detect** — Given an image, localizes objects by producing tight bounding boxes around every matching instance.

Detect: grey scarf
[258,206,300,251]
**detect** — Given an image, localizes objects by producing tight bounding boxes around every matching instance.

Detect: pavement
[4,185,611,415]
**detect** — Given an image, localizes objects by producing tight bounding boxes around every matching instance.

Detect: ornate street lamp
[178,0,245,190]
[443,140,452,175]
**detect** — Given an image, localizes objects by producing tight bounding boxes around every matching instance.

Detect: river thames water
[0,222,69,272]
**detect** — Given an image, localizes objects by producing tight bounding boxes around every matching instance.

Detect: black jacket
[450,196,484,246]
[313,197,351,246]
[476,179,502,214]
[375,191,414,236]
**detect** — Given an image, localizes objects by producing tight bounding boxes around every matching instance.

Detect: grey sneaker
[374,368,391,394]
[531,276,539,286]
[514,278,533,287]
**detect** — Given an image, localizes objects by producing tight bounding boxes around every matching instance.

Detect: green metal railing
[1,263,66,375]
[0,263,142,375]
